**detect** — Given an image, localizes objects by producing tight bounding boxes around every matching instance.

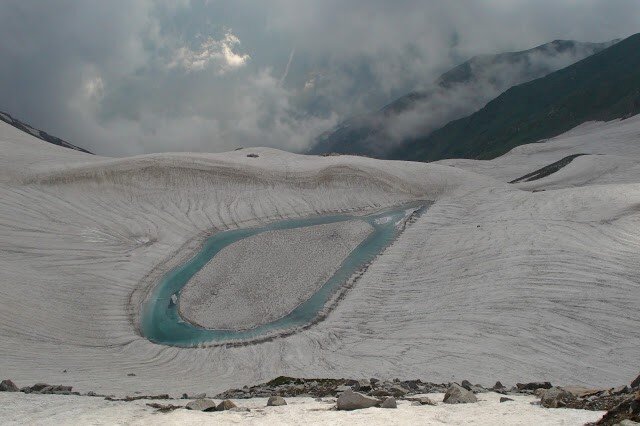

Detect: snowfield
[1,113,639,409]
[0,392,605,425]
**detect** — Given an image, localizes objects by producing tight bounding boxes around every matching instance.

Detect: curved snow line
[139,203,428,347]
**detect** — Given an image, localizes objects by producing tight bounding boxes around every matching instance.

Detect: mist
[0,0,637,156]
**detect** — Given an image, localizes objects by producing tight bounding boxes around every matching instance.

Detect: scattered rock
[336,389,380,410]
[612,386,630,395]
[500,397,514,403]
[461,380,474,391]
[105,394,170,402]
[370,389,392,397]
[381,397,397,409]
[517,382,552,392]
[29,383,51,392]
[389,385,409,397]
[146,402,182,413]
[267,396,287,406]
[246,153,259,158]
[590,392,640,425]
[631,374,640,389]
[0,379,19,392]
[534,388,548,397]
[493,381,505,390]
[20,383,75,395]
[217,399,237,411]
[562,386,602,399]
[540,387,575,408]
[215,376,447,400]
[406,396,437,406]
[185,398,217,412]
[460,380,486,394]
[127,373,136,377]
[358,379,372,392]
[443,384,478,404]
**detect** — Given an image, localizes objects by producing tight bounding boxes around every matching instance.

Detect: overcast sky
[0,0,638,156]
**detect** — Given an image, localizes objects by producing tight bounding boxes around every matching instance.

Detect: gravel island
[179,220,374,330]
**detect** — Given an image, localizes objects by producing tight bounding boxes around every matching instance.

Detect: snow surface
[437,115,640,187]
[0,392,605,426]
[1,116,639,401]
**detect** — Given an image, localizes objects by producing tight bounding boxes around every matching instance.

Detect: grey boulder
[216,399,237,411]
[0,379,19,392]
[267,396,287,406]
[540,387,575,408]
[336,390,380,410]
[185,398,217,411]
[380,397,397,409]
[443,384,478,404]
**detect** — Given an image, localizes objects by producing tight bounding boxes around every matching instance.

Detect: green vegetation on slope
[310,40,614,158]
[390,33,640,162]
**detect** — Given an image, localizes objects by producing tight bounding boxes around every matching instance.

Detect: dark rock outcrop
[443,384,478,404]
[590,392,640,425]
[0,110,92,154]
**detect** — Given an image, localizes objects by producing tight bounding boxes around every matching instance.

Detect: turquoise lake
[141,202,427,347]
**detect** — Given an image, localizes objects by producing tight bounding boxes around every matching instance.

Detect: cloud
[168,31,250,73]
[0,0,638,156]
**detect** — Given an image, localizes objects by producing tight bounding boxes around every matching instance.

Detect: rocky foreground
[1,374,638,425]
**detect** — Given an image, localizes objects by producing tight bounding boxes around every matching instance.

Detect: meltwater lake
[141,203,427,347]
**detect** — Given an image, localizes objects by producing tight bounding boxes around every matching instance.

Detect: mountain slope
[390,33,640,162]
[310,39,615,157]
[0,110,92,154]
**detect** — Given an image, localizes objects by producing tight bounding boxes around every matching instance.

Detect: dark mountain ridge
[389,33,640,162]
[0,110,92,154]
[310,39,617,158]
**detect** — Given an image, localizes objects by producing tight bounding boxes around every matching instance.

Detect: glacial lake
[140,202,427,347]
